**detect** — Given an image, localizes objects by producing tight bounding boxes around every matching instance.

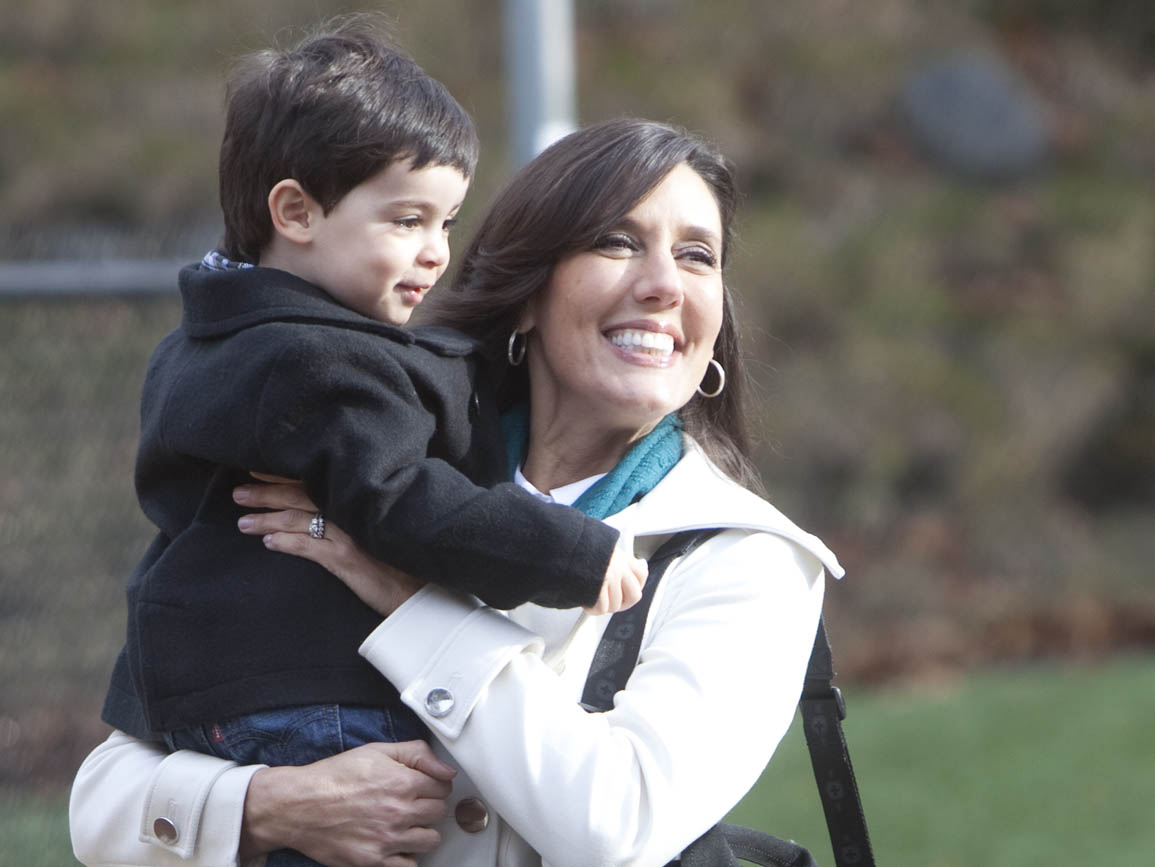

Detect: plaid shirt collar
[200,249,254,271]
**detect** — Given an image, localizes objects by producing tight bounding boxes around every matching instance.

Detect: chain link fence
[0,251,191,787]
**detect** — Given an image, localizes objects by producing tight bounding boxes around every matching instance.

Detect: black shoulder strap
[580,529,720,712]
[800,618,876,867]
[580,529,877,867]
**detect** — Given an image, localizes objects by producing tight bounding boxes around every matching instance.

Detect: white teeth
[608,329,675,356]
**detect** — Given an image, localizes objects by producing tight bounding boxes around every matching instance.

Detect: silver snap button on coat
[153,817,179,845]
[455,797,489,833]
[425,687,455,717]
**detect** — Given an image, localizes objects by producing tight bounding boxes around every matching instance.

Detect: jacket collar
[605,438,844,579]
[176,262,479,356]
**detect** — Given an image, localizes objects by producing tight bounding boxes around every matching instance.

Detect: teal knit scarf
[501,405,684,520]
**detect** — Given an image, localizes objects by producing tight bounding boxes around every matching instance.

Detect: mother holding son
[71,18,841,867]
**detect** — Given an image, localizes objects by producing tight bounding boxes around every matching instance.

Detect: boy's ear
[268,179,320,243]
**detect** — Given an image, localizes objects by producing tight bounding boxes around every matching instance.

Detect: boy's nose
[419,232,450,268]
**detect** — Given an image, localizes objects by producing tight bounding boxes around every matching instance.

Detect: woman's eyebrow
[614,215,721,248]
[683,225,722,248]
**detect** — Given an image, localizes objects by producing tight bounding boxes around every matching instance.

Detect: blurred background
[1,0,1152,864]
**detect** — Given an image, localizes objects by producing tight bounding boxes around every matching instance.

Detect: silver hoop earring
[697,358,726,398]
[507,329,527,366]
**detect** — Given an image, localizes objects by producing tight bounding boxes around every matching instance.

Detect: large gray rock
[902,51,1050,181]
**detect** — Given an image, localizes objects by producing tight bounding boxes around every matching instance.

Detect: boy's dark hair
[219,16,479,263]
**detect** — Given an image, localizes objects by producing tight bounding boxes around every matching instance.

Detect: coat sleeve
[70,730,260,867]
[250,336,616,610]
[360,529,826,867]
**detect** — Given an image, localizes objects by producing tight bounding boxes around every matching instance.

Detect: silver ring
[309,512,326,540]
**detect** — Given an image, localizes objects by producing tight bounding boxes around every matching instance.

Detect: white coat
[70,439,842,867]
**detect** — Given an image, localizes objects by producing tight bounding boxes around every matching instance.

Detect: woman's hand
[234,473,425,616]
[240,739,455,867]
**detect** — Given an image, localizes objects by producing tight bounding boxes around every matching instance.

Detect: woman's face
[521,163,726,436]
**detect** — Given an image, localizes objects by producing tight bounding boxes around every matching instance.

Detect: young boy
[100,18,645,810]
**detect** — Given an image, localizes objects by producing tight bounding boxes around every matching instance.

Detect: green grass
[728,654,1152,867]
[4,656,1149,867]
[0,791,77,867]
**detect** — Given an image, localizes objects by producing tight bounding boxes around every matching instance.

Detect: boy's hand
[583,546,648,615]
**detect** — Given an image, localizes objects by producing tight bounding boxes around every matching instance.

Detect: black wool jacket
[102,263,617,737]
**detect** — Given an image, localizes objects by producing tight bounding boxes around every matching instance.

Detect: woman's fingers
[236,507,315,536]
[381,856,419,867]
[260,529,335,564]
[394,824,442,852]
[410,796,451,826]
[235,502,423,616]
[243,743,450,867]
[234,480,318,512]
[381,740,456,784]
[235,506,358,581]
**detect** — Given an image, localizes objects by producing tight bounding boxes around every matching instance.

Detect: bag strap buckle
[802,682,847,721]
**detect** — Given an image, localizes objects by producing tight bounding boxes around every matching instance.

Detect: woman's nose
[633,250,683,307]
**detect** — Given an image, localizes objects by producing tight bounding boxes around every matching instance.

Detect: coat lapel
[604,439,844,579]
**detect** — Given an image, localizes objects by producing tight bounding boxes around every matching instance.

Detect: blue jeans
[165,703,427,867]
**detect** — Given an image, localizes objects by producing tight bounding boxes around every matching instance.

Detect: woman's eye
[394,216,421,229]
[442,217,459,233]
[593,233,637,253]
[681,246,718,268]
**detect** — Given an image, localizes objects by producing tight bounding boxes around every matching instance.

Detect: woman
[70,118,842,867]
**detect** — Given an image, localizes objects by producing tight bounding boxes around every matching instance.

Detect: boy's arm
[253,337,618,610]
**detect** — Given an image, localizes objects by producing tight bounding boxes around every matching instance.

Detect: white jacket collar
[604,437,844,579]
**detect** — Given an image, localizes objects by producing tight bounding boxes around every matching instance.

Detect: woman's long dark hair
[429,118,763,493]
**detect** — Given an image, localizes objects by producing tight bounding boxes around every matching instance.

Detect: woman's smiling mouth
[607,328,676,359]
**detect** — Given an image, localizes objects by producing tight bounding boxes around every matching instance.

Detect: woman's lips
[605,327,676,358]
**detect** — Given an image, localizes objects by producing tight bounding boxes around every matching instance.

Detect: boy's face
[305,159,470,324]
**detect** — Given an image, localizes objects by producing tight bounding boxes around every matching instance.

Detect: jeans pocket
[381,703,429,744]
[196,705,344,766]
[167,702,430,766]
[336,704,428,749]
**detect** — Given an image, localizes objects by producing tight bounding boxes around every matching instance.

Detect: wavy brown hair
[430,118,763,492]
